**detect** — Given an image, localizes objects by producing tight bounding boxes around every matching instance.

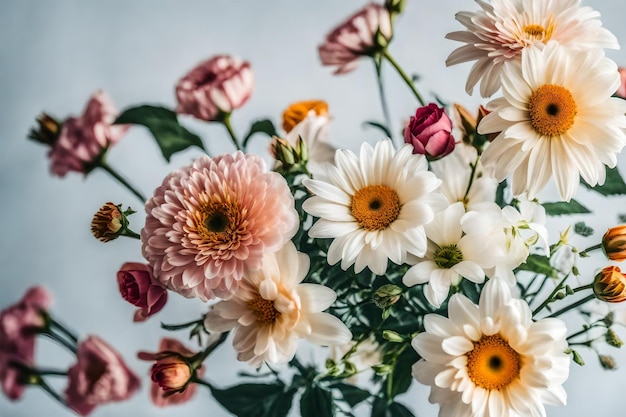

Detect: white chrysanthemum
[302,140,448,275]
[478,43,626,201]
[430,143,497,210]
[204,241,352,367]
[403,203,493,307]
[447,0,619,97]
[412,278,570,417]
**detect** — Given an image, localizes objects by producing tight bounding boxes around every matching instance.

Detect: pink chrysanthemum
[142,152,299,301]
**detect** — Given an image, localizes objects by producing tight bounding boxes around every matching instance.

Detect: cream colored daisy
[302,139,448,275]
[478,42,626,201]
[412,278,570,417]
[203,241,352,367]
[447,0,619,97]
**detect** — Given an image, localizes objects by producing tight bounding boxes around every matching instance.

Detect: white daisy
[204,241,352,367]
[302,139,448,275]
[430,143,498,210]
[478,42,626,201]
[446,0,619,97]
[412,278,570,417]
[403,202,493,307]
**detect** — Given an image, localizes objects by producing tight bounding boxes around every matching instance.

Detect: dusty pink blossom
[117,262,168,322]
[319,3,392,74]
[175,55,254,121]
[0,287,52,401]
[141,152,299,301]
[404,103,456,160]
[138,338,203,407]
[49,90,127,177]
[65,335,140,416]
[617,67,626,99]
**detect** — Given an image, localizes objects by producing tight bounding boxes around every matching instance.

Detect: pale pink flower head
[175,55,254,121]
[0,286,52,401]
[49,90,128,177]
[616,67,626,99]
[117,262,168,322]
[404,103,456,161]
[446,0,619,97]
[138,337,204,407]
[204,241,352,368]
[142,152,299,301]
[319,3,392,74]
[65,335,140,416]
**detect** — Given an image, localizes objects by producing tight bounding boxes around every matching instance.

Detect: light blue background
[2,1,626,416]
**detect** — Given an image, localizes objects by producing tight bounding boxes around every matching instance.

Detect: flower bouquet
[4,1,626,416]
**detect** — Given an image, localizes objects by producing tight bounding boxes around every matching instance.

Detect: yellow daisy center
[528,84,577,137]
[520,16,554,43]
[466,334,521,390]
[189,195,242,246]
[350,185,401,231]
[248,295,280,323]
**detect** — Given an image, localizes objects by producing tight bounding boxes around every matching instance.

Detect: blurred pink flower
[49,90,127,177]
[0,287,52,401]
[404,103,455,160]
[142,152,299,301]
[175,55,254,121]
[138,338,203,407]
[617,67,626,99]
[117,262,168,322]
[65,335,140,416]
[319,3,392,74]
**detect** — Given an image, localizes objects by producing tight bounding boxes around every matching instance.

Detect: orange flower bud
[91,202,124,242]
[593,265,626,303]
[150,356,192,392]
[282,100,328,133]
[602,225,626,261]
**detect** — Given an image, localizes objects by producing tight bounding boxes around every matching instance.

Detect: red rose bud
[593,265,626,303]
[404,103,455,160]
[175,55,254,121]
[151,356,191,392]
[602,225,626,261]
[117,263,168,322]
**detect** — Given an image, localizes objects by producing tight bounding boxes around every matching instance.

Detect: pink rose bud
[0,287,52,401]
[617,67,626,99]
[138,338,203,407]
[175,55,254,121]
[117,262,168,322]
[48,90,128,177]
[404,103,456,160]
[319,3,392,74]
[65,336,140,416]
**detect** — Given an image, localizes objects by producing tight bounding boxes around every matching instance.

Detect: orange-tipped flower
[91,202,124,242]
[602,225,626,261]
[593,265,626,303]
[282,100,328,133]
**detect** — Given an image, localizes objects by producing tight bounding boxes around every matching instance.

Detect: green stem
[462,156,481,203]
[572,283,594,293]
[532,274,569,317]
[567,323,603,341]
[580,243,603,257]
[98,161,146,203]
[190,332,228,368]
[382,50,425,106]
[40,330,77,354]
[39,378,69,408]
[161,318,204,331]
[549,294,597,318]
[222,114,242,151]
[46,314,78,343]
[373,58,394,141]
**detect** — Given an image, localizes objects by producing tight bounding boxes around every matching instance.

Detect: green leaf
[363,121,392,138]
[210,383,295,417]
[300,385,333,417]
[243,119,277,148]
[495,180,507,208]
[388,348,417,399]
[583,166,626,196]
[542,199,591,216]
[574,221,594,237]
[333,383,370,407]
[115,105,205,162]
[516,254,557,278]
[388,402,415,417]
